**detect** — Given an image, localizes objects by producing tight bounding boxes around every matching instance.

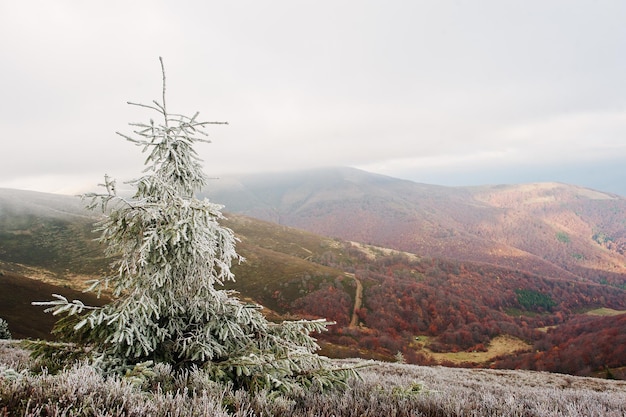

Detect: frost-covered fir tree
[0,318,11,340]
[35,58,356,392]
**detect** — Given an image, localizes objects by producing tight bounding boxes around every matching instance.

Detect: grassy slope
[2,188,626,377]
[0,190,350,339]
[2,340,626,416]
[412,334,532,365]
[206,169,626,286]
[585,307,626,316]
[0,271,107,340]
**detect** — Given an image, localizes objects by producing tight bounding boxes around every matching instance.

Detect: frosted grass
[2,341,625,416]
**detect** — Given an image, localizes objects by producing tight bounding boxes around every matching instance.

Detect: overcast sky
[2,1,625,196]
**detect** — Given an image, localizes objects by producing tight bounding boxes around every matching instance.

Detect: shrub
[0,318,11,340]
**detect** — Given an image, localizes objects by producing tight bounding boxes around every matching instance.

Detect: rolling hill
[1,174,626,378]
[204,167,626,286]
[0,188,351,338]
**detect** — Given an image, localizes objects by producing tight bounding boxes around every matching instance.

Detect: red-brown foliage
[493,314,626,376]
[298,249,626,375]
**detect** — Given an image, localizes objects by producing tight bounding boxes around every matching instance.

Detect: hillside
[0,188,107,282]
[0,272,106,340]
[0,188,350,336]
[2,185,626,379]
[204,167,626,286]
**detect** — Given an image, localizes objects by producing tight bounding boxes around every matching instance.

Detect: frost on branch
[33,57,357,392]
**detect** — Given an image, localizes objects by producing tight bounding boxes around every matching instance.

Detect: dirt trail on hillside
[346,273,362,328]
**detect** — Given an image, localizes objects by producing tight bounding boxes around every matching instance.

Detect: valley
[1,169,626,379]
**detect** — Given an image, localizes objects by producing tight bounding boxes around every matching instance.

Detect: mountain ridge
[203,167,626,286]
[2,169,626,377]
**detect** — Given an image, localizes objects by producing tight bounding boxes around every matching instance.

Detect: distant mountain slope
[203,167,626,285]
[0,188,351,338]
[0,188,107,281]
[2,186,626,377]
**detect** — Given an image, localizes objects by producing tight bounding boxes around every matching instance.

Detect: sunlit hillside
[205,167,626,285]
[2,181,626,379]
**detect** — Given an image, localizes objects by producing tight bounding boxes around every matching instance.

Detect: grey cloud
[1,1,625,196]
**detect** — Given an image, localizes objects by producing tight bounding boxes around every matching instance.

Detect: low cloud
[1,1,625,197]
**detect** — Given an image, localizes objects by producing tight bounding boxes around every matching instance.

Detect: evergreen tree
[0,318,11,340]
[35,58,356,392]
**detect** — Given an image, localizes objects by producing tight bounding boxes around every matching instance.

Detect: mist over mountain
[2,169,626,378]
[203,167,626,284]
[384,156,626,198]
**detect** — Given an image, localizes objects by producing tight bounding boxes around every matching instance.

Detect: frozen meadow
[2,340,626,417]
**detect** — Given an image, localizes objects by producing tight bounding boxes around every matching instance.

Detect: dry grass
[348,240,420,261]
[414,334,532,365]
[536,325,559,333]
[2,340,626,416]
[585,307,626,317]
